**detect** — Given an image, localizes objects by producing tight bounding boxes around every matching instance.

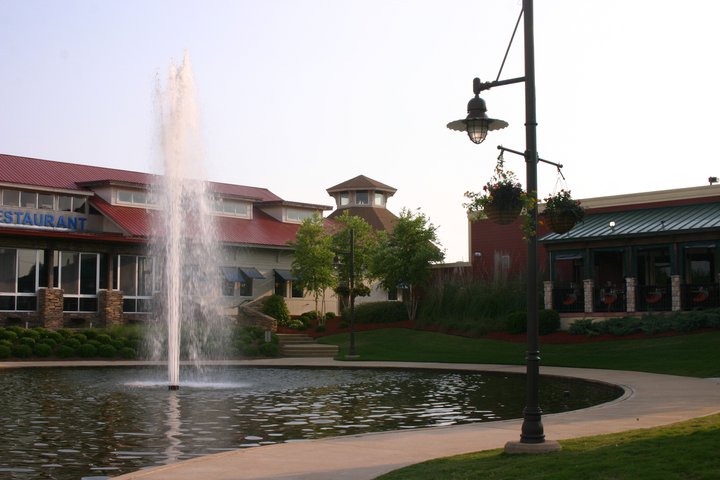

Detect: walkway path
[5,359,718,479]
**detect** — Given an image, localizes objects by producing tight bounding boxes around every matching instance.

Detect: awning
[221,267,243,282]
[555,254,583,261]
[274,269,297,281]
[239,267,265,279]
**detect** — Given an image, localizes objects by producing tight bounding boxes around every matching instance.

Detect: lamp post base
[504,439,561,454]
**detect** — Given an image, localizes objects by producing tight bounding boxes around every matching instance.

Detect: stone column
[38,287,64,330]
[98,289,124,327]
[625,277,636,313]
[543,281,553,310]
[583,279,594,313]
[671,275,682,312]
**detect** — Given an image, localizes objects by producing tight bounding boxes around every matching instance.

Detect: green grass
[317,329,720,377]
[376,413,720,480]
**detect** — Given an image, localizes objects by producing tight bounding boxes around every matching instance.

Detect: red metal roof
[0,153,281,202]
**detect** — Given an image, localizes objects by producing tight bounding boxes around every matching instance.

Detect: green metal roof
[541,202,720,243]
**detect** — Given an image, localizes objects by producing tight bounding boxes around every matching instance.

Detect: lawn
[376,413,720,480]
[318,328,720,377]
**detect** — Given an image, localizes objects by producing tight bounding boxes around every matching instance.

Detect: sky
[1,0,719,263]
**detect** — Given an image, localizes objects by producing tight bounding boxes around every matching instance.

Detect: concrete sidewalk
[101,359,720,480]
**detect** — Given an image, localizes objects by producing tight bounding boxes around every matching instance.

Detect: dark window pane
[123,298,137,313]
[61,252,79,294]
[275,275,287,297]
[291,282,303,298]
[17,296,36,311]
[119,256,137,295]
[63,297,79,312]
[17,249,37,293]
[137,298,152,312]
[99,254,107,290]
[238,279,252,296]
[80,254,98,295]
[0,249,17,293]
[0,295,15,310]
[79,298,97,312]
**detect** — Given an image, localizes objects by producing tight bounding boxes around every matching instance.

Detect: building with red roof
[0,153,334,328]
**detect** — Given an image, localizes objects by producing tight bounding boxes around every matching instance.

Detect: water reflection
[0,366,622,479]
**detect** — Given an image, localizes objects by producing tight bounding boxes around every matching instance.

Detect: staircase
[277,333,339,358]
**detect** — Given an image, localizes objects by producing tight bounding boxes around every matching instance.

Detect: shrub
[315,325,327,333]
[57,345,77,358]
[11,344,33,358]
[505,311,527,334]
[286,319,307,330]
[119,347,137,359]
[568,318,596,335]
[95,334,113,344]
[262,295,291,325]
[97,344,117,358]
[345,301,407,324]
[259,342,279,357]
[20,328,40,340]
[73,334,87,343]
[19,337,36,347]
[63,338,81,350]
[325,312,336,320]
[78,343,97,358]
[0,329,18,342]
[0,339,11,348]
[241,344,260,357]
[539,309,561,335]
[45,331,63,342]
[57,328,74,338]
[0,345,11,359]
[39,338,57,349]
[82,329,99,340]
[33,343,53,357]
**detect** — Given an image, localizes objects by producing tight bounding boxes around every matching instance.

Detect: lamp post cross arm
[475,76,526,93]
[496,145,564,171]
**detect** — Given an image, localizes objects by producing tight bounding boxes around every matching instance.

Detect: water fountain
[150,52,227,389]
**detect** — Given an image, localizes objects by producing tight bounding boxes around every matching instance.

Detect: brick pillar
[671,275,682,312]
[625,277,636,313]
[38,287,64,330]
[543,281,553,310]
[583,279,594,313]
[98,289,124,327]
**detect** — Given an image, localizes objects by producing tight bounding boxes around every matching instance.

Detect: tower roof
[326,175,396,195]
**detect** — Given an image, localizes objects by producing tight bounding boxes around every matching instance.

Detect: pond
[0,366,622,479]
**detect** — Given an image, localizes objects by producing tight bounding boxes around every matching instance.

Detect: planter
[545,210,578,234]
[484,203,522,225]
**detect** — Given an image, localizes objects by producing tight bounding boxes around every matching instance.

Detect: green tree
[331,212,377,312]
[290,214,336,315]
[371,208,444,321]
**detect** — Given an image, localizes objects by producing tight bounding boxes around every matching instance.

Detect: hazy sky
[2,1,719,262]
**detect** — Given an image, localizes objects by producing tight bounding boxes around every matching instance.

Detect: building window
[38,193,54,210]
[0,248,43,311]
[286,208,314,223]
[339,193,350,206]
[291,281,303,298]
[20,191,37,208]
[374,193,385,206]
[118,255,154,313]
[355,191,369,205]
[116,189,157,208]
[387,287,398,301]
[212,199,250,218]
[1,189,20,207]
[57,251,101,312]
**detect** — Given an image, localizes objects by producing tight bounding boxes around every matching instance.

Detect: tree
[290,214,336,316]
[331,212,377,312]
[371,208,444,321]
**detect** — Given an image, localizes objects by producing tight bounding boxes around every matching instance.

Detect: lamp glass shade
[466,118,489,144]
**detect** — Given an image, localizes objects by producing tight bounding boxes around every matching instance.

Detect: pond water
[0,366,622,479]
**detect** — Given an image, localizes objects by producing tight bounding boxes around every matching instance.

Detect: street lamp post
[447,0,560,452]
[334,228,358,358]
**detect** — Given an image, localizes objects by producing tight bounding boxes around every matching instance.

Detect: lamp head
[447,78,508,144]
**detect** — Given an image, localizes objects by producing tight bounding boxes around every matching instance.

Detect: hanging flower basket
[542,190,585,234]
[484,202,523,225]
[545,210,578,234]
[464,155,526,226]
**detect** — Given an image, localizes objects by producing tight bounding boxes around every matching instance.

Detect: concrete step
[276,333,315,344]
[280,343,339,358]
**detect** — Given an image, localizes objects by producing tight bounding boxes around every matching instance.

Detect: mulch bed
[277,318,718,344]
